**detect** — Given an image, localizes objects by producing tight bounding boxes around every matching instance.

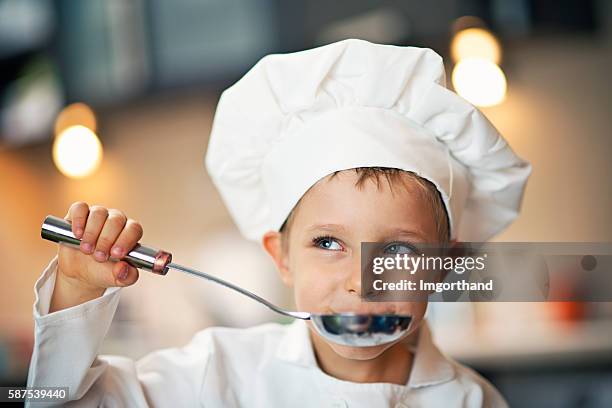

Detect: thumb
[111,261,140,287]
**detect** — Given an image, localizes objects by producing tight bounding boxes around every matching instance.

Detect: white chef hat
[205,38,531,243]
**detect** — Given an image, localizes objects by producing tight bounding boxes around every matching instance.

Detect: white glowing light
[451,27,502,64]
[52,125,103,178]
[452,58,507,107]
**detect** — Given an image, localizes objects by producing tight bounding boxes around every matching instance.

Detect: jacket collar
[275,318,455,388]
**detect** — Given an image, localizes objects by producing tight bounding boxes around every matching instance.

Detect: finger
[110,219,143,258]
[112,261,139,287]
[65,201,89,239]
[80,206,108,255]
[93,210,127,262]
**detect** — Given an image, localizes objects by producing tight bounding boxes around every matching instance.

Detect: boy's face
[263,170,441,360]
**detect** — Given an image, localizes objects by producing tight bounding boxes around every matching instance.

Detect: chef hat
[205,38,531,243]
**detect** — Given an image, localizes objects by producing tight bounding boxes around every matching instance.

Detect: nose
[344,257,363,296]
[348,243,382,299]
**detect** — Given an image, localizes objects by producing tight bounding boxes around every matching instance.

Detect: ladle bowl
[309,313,412,347]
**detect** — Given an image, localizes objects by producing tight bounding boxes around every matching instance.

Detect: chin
[328,341,397,360]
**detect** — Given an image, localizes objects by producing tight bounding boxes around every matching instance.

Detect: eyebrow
[383,228,428,242]
[305,223,348,234]
[305,224,428,241]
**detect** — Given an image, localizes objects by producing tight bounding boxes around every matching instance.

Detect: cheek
[290,252,342,312]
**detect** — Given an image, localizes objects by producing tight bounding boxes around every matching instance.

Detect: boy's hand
[50,202,142,312]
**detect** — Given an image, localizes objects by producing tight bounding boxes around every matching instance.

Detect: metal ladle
[41,215,412,347]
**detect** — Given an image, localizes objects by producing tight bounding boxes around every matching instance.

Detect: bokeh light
[52,125,103,178]
[451,58,507,107]
[54,102,97,135]
[451,27,502,64]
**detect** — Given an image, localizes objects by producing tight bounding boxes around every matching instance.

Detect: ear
[262,230,293,287]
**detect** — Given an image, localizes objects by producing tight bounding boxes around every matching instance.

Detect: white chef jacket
[27,257,508,407]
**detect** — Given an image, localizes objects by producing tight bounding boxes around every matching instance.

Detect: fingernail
[94,250,107,261]
[118,266,128,281]
[111,246,123,257]
[82,242,93,253]
[75,228,83,238]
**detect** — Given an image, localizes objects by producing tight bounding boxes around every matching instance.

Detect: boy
[27,39,530,407]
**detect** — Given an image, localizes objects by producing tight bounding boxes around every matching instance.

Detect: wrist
[50,268,106,312]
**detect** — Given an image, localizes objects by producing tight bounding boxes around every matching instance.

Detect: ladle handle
[41,215,172,275]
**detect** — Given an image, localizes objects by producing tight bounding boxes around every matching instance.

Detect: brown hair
[279,167,450,249]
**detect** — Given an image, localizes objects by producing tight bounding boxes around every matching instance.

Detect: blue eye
[384,242,415,254]
[313,236,343,251]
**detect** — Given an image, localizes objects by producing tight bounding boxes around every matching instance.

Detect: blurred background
[1,0,611,406]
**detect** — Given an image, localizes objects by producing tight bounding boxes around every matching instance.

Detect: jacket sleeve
[26,257,211,407]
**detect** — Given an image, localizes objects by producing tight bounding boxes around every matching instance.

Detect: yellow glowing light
[452,58,507,107]
[451,27,502,64]
[52,125,103,178]
[54,102,97,135]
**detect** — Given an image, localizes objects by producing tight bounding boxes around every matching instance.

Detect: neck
[309,329,417,385]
